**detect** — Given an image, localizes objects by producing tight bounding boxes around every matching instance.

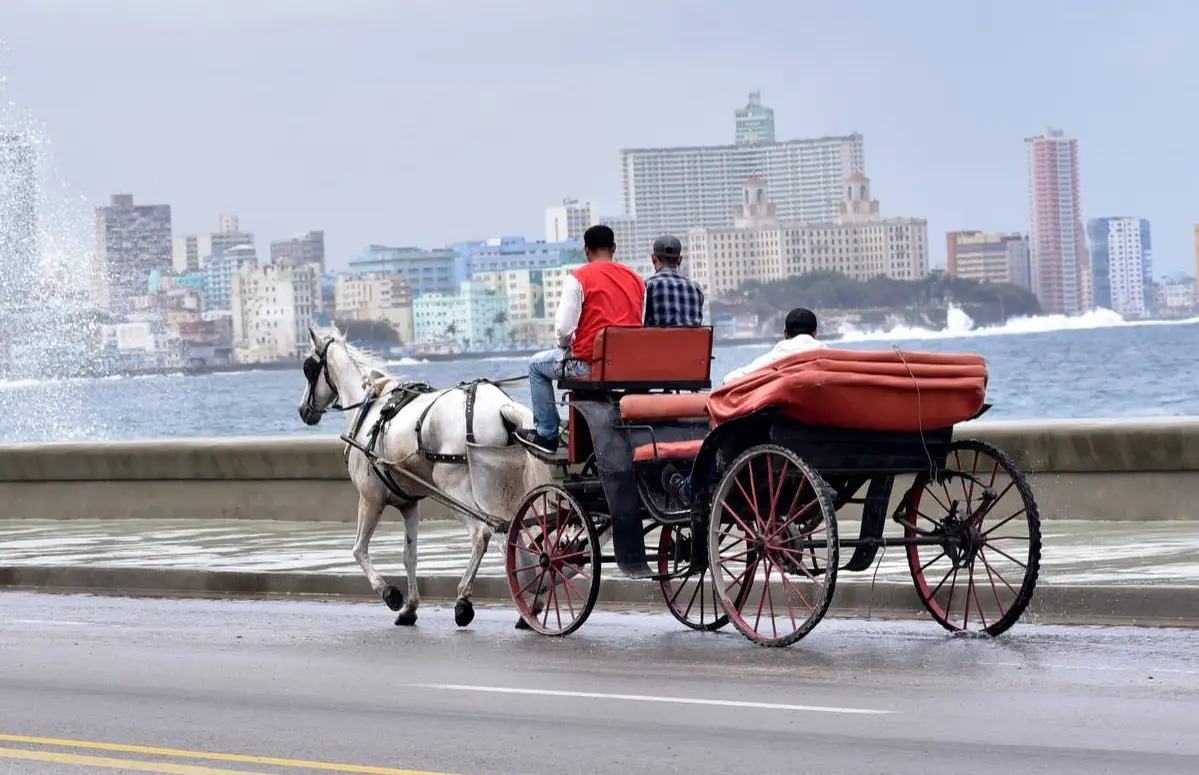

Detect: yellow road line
[0,734,459,775]
[0,746,270,775]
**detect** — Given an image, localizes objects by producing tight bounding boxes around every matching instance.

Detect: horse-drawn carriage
[504,326,1042,647]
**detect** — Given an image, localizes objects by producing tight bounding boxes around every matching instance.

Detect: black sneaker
[514,428,559,455]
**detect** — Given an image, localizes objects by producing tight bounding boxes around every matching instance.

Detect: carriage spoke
[710,445,837,648]
[905,440,1041,636]
[506,484,600,637]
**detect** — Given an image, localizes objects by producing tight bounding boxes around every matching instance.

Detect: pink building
[1025,128,1090,315]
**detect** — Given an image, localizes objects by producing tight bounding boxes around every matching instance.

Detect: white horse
[297,326,553,628]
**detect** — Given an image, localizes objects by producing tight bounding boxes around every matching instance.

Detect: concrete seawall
[2,417,1197,522]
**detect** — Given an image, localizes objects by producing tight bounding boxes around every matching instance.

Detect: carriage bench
[556,325,714,467]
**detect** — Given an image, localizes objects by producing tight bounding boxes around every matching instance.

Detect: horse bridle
[303,337,366,416]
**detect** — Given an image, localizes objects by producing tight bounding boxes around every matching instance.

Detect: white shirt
[721,334,827,384]
[554,273,649,349]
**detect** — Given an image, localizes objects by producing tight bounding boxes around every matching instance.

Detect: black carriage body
[563,394,710,580]
[684,406,960,574]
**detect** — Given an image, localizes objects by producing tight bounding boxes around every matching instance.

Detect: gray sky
[2,0,1196,275]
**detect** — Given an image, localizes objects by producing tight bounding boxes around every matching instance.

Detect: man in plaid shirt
[642,234,705,327]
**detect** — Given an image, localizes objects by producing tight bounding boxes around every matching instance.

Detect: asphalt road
[1,592,1197,775]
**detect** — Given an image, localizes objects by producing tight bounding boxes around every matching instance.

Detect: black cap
[652,234,683,260]
[784,307,818,336]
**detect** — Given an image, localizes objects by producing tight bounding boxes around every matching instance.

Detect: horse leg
[351,495,404,612]
[394,502,421,627]
[453,517,492,628]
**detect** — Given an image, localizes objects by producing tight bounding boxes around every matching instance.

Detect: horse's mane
[315,325,388,375]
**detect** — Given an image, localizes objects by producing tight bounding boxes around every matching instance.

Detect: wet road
[1,592,1197,775]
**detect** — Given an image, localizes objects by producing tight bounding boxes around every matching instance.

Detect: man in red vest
[514,224,646,455]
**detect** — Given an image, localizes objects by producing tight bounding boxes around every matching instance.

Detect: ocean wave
[837,306,1199,344]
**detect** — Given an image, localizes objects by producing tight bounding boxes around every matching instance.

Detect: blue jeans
[528,348,590,439]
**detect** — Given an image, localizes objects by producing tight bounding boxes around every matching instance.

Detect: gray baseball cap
[652,234,682,259]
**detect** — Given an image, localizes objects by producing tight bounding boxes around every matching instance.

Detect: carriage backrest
[561,325,714,392]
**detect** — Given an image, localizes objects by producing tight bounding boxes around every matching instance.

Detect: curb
[2,565,1197,628]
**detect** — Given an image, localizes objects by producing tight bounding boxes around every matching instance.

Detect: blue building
[347,238,583,300]
[347,245,458,297]
[451,236,583,285]
[203,245,258,312]
[1087,217,1153,318]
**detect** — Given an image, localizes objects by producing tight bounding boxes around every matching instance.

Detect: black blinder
[303,356,321,383]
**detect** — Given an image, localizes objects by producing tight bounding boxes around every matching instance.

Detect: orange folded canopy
[707,348,988,433]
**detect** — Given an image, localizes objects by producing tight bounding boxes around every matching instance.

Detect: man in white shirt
[722,307,827,384]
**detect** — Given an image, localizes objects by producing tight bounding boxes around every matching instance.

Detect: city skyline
[1,0,1196,276]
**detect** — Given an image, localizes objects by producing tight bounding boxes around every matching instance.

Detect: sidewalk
[1,517,1197,586]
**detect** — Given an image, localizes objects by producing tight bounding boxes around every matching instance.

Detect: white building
[411,280,511,348]
[596,214,651,277]
[1087,217,1152,319]
[334,273,414,344]
[545,198,594,243]
[230,262,320,363]
[688,175,928,297]
[173,214,256,273]
[618,92,865,263]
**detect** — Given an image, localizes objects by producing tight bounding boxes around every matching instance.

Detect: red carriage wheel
[505,484,601,636]
[708,444,839,647]
[657,524,730,632]
[903,439,1042,636]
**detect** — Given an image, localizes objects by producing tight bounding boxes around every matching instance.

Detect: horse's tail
[498,401,531,437]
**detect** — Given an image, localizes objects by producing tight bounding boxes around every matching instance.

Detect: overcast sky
[2,0,1196,275]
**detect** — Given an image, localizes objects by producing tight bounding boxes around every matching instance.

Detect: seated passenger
[722,307,826,384]
[514,224,646,455]
[642,234,705,328]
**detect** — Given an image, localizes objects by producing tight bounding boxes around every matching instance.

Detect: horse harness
[304,336,526,506]
[344,376,515,505]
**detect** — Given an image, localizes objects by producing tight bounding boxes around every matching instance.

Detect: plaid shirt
[643,267,706,327]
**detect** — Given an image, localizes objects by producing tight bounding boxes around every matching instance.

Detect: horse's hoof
[394,610,418,627]
[514,617,532,630]
[454,598,475,628]
[381,585,404,612]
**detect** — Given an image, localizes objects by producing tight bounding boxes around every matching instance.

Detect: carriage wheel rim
[905,441,1041,636]
[657,524,729,632]
[709,445,838,647]
[505,484,600,637]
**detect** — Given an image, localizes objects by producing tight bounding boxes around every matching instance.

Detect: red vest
[571,261,645,363]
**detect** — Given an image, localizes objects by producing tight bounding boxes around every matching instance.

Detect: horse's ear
[308,326,320,349]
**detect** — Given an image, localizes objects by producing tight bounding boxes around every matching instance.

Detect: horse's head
[298,326,344,426]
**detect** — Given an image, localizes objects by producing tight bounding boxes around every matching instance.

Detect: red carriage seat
[559,325,714,392]
[561,326,714,465]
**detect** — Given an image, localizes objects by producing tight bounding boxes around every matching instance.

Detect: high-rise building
[1087,217,1153,319]
[619,93,864,264]
[0,132,39,308]
[1025,127,1090,315]
[688,174,928,298]
[735,91,775,146]
[95,194,173,314]
[544,198,593,243]
[271,230,325,273]
[596,215,649,276]
[172,214,255,273]
[946,231,1031,290]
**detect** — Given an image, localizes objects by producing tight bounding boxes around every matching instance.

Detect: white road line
[6,619,91,626]
[413,683,892,715]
